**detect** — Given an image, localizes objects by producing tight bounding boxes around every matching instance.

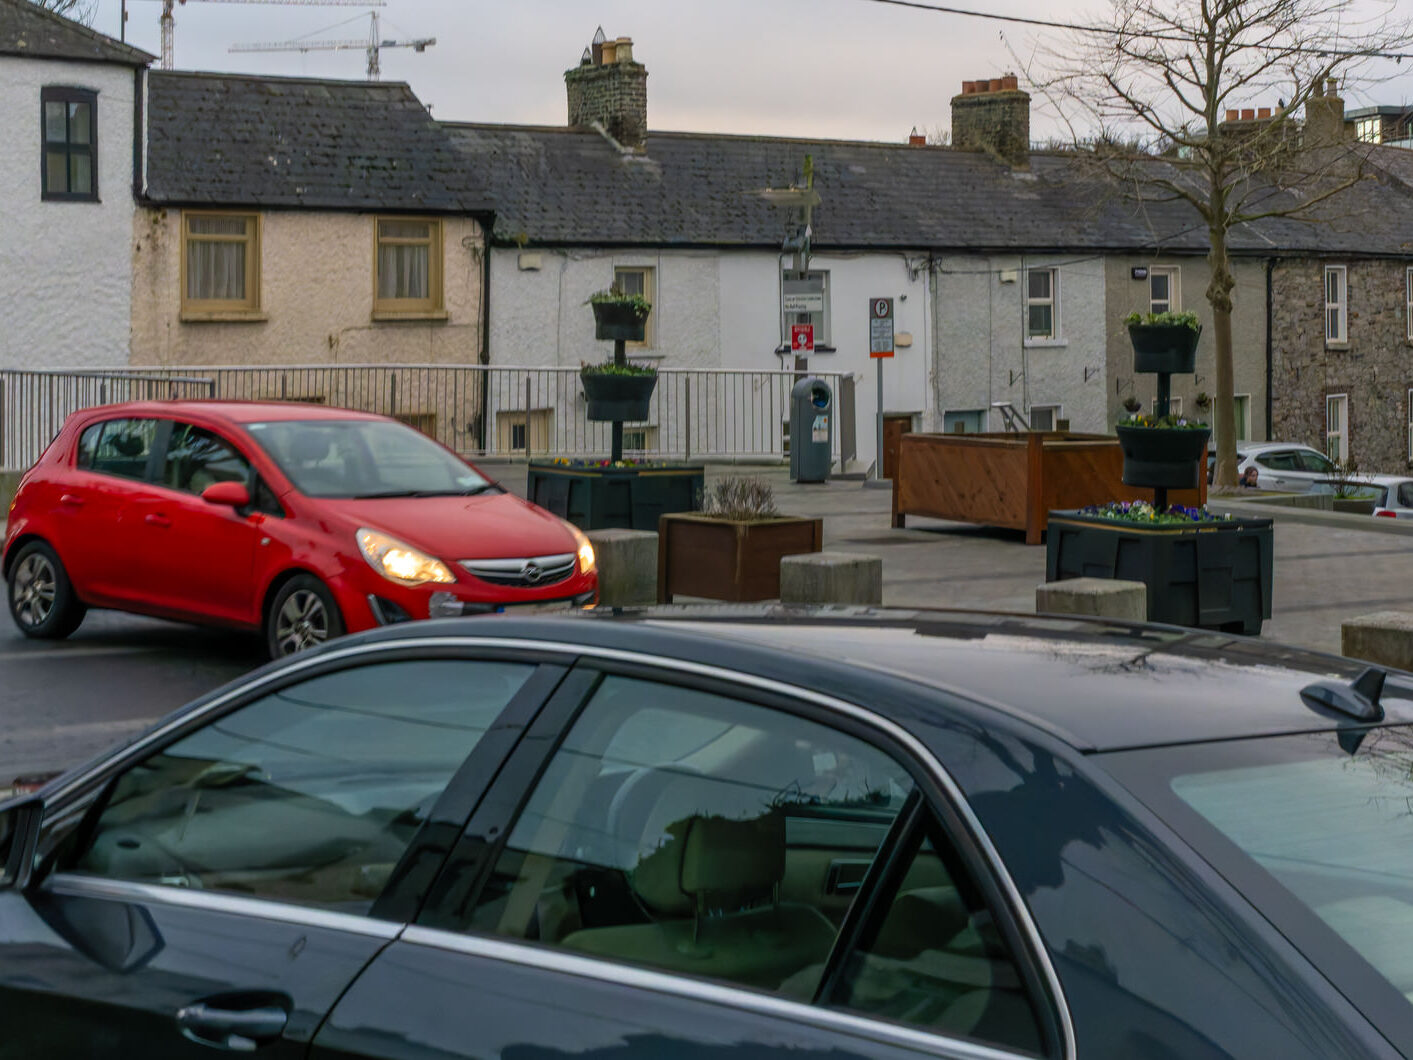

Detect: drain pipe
[1265,257,1274,441]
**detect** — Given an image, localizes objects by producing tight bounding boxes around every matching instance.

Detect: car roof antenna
[1300,666,1387,725]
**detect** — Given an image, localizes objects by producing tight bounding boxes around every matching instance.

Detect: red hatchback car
[3,401,597,657]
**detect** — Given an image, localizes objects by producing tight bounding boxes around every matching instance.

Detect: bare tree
[30,0,97,26]
[1037,0,1409,489]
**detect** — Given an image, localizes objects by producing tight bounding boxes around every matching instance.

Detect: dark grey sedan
[3,609,1413,1058]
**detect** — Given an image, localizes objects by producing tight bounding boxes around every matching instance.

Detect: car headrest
[632,810,785,916]
[289,430,331,465]
[109,433,145,458]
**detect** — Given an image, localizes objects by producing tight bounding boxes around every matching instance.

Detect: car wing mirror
[202,481,251,508]
[0,794,44,891]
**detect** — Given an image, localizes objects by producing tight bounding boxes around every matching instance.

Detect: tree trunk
[1206,222,1239,491]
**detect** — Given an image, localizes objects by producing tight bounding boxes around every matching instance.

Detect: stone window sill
[372,309,449,323]
[1325,341,1350,351]
[181,310,268,323]
[1024,339,1068,349]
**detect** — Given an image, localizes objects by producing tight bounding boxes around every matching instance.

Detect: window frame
[40,85,98,203]
[613,265,656,350]
[1028,404,1062,432]
[1324,265,1348,346]
[417,657,1069,1057]
[180,210,263,320]
[1148,266,1180,315]
[942,408,987,435]
[1326,393,1349,463]
[373,215,445,320]
[1407,388,1412,464]
[1024,267,1061,344]
[1406,268,1413,343]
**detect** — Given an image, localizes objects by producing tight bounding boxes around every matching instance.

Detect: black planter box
[591,301,649,342]
[527,462,704,531]
[1046,510,1273,634]
[1128,324,1201,374]
[1116,425,1211,489]
[581,373,658,422]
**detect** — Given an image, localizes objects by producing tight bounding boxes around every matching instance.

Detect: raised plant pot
[528,461,702,531]
[591,301,648,342]
[1046,509,1273,634]
[1128,324,1201,375]
[658,513,823,602]
[581,373,657,422]
[1116,425,1212,489]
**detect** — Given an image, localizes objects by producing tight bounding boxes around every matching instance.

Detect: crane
[132,0,384,72]
[230,12,434,81]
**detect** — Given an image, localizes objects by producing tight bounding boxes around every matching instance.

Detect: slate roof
[444,123,1413,258]
[145,71,493,214]
[0,0,151,65]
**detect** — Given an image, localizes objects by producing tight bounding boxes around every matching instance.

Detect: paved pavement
[485,460,1413,657]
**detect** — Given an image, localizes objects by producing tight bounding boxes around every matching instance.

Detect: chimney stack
[950,74,1030,168]
[908,126,926,146]
[1304,77,1349,147]
[566,28,648,150]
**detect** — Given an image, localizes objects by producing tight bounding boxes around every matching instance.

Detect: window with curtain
[375,218,443,316]
[41,87,97,202]
[613,266,656,347]
[182,212,260,315]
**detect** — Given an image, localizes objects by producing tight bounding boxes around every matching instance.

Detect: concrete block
[1342,611,1413,671]
[1037,578,1147,622]
[780,551,883,606]
[586,529,657,608]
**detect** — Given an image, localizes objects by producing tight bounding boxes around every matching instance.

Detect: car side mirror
[202,481,251,509]
[0,795,43,891]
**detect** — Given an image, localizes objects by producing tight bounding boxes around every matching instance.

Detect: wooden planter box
[528,462,703,531]
[1046,510,1273,634]
[658,513,823,602]
[893,432,1206,545]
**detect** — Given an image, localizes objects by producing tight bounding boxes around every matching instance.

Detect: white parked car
[1312,474,1413,518]
[1208,442,1338,492]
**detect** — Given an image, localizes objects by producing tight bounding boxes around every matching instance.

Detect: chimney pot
[1002,74,1018,90]
[1327,77,1338,95]
[961,81,973,94]
[600,38,617,63]
[909,127,926,145]
[989,78,1004,92]
[591,25,606,65]
[1241,108,1255,120]
[1225,108,1239,121]
[615,37,632,63]
[1258,107,1271,119]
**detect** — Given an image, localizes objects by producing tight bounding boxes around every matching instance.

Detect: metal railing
[0,365,856,471]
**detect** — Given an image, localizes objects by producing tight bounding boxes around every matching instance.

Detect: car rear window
[1105,728,1413,1049]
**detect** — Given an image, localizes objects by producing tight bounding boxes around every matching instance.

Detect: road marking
[0,644,168,663]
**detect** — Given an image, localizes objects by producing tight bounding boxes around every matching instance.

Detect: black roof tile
[445,123,1413,258]
[0,0,151,65]
[145,70,493,214]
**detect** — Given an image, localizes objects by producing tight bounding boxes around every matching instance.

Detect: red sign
[791,323,814,354]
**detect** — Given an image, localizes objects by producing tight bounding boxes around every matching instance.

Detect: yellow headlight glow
[356,528,455,586]
[570,525,596,574]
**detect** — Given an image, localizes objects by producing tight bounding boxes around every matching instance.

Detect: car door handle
[59,493,84,507]
[145,513,171,528]
[176,998,290,1051]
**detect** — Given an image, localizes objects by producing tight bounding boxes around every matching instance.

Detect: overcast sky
[82,0,1413,143]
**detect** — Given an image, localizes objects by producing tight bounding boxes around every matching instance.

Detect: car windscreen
[245,419,493,499]
[1104,727,1413,1048]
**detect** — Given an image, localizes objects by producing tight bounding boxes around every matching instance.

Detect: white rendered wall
[489,246,932,471]
[933,253,1109,433]
[0,57,136,370]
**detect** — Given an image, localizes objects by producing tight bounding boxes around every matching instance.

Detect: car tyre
[7,541,86,640]
[266,575,344,659]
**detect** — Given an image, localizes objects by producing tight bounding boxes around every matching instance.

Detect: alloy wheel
[11,553,57,630]
[274,588,332,655]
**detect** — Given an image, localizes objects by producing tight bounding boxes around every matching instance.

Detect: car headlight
[569,524,596,575]
[356,528,455,587]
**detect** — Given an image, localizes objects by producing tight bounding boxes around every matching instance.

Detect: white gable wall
[0,57,136,370]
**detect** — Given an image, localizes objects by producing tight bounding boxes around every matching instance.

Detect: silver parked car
[1208,442,1338,491]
